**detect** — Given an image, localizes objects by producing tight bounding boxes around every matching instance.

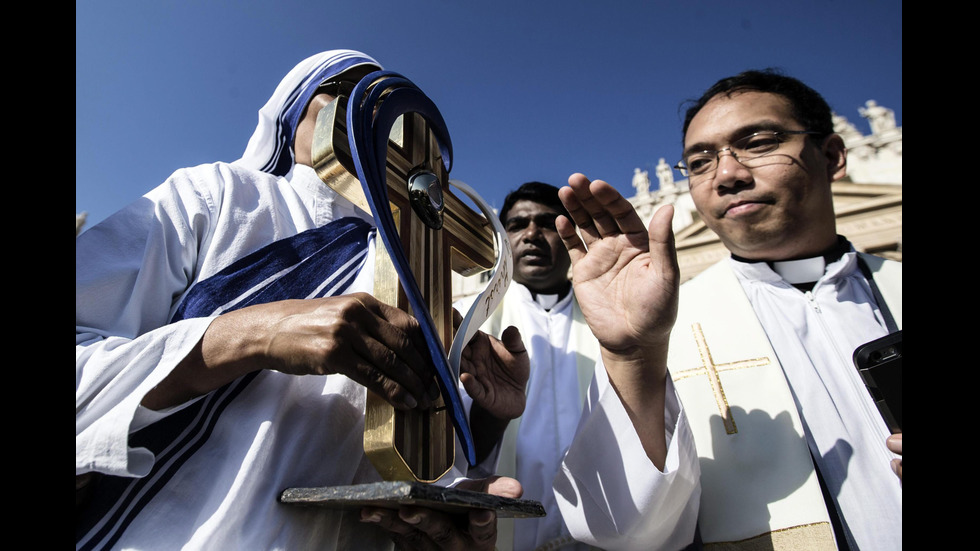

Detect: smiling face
[504,199,572,294]
[684,90,847,261]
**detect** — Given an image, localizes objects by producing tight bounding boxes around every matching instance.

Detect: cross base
[279,481,546,518]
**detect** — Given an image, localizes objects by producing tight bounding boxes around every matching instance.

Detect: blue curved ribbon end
[346,71,477,466]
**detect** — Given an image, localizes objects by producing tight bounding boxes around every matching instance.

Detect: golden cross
[311,87,495,482]
[671,323,771,435]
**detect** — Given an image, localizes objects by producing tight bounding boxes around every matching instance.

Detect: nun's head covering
[235,50,382,177]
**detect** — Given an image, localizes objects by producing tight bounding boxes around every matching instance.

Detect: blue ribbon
[346,71,476,466]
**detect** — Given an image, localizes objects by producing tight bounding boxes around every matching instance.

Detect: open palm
[459,325,528,421]
[557,174,679,355]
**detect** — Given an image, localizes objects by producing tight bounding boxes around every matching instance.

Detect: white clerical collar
[730,236,854,286]
[517,282,572,312]
[533,292,561,311]
[770,256,827,285]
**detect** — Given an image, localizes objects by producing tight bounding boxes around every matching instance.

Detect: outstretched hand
[455,310,529,463]
[555,173,679,468]
[556,173,679,358]
[459,322,529,422]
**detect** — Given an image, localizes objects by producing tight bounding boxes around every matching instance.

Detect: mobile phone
[852,330,902,433]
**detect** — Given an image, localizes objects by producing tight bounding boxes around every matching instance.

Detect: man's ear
[823,133,847,182]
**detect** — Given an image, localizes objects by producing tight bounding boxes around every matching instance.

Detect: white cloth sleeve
[76,169,219,478]
[553,358,701,551]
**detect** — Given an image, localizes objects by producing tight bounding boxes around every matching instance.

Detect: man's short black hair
[499,181,570,223]
[681,68,835,145]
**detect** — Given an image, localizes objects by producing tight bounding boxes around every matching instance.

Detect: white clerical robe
[76,163,424,550]
[459,283,700,551]
[667,253,901,550]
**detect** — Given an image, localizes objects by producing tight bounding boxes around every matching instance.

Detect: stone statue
[656,158,675,191]
[832,113,864,146]
[76,212,88,237]
[632,167,650,196]
[858,100,896,136]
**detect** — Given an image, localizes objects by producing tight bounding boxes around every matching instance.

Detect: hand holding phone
[853,331,902,433]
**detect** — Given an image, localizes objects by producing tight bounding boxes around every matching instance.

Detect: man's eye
[506,220,529,232]
[741,136,780,152]
[536,216,558,231]
[687,156,713,174]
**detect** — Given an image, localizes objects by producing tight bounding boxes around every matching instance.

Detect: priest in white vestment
[555,69,901,551]
[459,183,700,551]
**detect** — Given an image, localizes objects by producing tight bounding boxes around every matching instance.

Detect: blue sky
[76,0,902,231]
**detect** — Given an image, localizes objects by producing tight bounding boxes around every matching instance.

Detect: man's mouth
[723,197,771,217]
[519,249,550,263]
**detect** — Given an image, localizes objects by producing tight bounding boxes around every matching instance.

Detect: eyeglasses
[674,130,823,179]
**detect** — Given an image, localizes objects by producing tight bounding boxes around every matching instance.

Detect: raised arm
[556,173,679,469]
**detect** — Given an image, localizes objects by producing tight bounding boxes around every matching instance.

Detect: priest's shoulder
[858,252,902,279]
[678,259,734,293]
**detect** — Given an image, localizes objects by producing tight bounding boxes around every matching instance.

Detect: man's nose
[522,222,544,241]
[713,151,752,189]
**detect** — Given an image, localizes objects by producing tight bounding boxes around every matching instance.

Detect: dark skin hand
[143,293,440,411]
[458,309,529,462]
[354,302,529,551]
[458,320,527,421]
[146,294,532,425]
[361,475,523,551]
